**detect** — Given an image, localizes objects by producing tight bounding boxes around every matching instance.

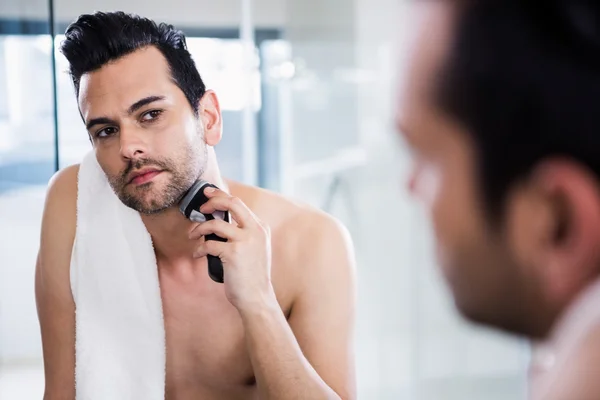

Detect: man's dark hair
[60,11,206,114]
[437,0,600,219]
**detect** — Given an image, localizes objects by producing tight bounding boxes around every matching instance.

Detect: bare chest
[159,271,251,398]
[158,259,292,399]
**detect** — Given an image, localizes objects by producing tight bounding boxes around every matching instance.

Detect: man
[35,11,356,400]
[397,1,600,399]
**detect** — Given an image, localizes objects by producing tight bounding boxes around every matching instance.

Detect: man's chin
[451,286,529,337]
[136,205,170,215]
[118,193,174,215]
[113,177,189,215]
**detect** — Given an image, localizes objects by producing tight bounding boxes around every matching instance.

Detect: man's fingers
[193,239,228,259]
[189,219,240,241]
[201,188,257,228]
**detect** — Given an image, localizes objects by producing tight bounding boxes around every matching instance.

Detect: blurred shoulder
[548,323,600,400]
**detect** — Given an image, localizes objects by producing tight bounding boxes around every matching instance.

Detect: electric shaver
[179,180,230,283]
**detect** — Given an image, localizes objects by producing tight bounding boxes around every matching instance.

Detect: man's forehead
[77,47,174,117]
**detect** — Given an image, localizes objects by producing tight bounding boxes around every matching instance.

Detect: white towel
[70,150,166,399]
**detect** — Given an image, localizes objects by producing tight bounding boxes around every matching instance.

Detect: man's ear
[530,158,600,303]
[198,90,222,146]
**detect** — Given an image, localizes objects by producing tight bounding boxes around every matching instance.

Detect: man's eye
[96,127,118,138]
[141,110,163,122]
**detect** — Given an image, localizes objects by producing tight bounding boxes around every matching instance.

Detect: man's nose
[119,127,147,161]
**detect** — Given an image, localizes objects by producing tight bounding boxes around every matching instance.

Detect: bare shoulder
[43,164,79,225]
[231,181,353,253]
[231,181,355,283]
[284,203,356,289]
[46,163,79,202]
[283,202,354,255]
[39,163,80,268]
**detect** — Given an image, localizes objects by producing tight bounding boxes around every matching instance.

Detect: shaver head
[179,180,211,221]
[179,180,227,223]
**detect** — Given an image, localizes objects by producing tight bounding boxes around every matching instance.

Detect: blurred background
[0,0,529,398]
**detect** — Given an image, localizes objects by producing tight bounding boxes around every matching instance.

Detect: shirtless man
[397,2,600,399]
[35,11,356,400]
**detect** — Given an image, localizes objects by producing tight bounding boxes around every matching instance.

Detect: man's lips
[128,169,163,185]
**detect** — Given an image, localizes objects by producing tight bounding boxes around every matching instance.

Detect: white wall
[0,0,47,21]
[0,0,285,28]
[0,187,46,363]
[284,0,354,40]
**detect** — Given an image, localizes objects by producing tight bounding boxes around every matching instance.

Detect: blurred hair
[437,0,600,218]
[60,11,206,114]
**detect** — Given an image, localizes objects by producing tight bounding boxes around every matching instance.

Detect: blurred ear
[198,90,222,146]
[509,158,600,304]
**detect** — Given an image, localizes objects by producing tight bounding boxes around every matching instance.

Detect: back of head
[431,0,600,336]
[438,0,600,217]
[60,11,205,114]
[399,0,600,339]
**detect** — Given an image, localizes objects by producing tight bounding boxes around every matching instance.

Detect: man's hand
[188,186,276,312]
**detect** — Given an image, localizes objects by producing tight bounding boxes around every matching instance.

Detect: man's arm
[192,191,357,400]
[241,215,357,400]
[35,165,79,400]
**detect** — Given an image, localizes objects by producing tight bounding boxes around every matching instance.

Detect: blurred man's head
[398,1,600,338]
[61,12,223,214]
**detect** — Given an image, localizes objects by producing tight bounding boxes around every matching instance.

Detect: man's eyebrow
[127,95,166,115]
[86,117,116,131]
[84,96,166,131]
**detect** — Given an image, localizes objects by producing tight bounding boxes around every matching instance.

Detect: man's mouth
[128,168,163,185]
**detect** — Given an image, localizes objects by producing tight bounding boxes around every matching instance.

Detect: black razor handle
[179,181,230,283]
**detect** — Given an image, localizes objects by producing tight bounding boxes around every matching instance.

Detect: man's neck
[527,277,600,341]
[141,174,230,264]
[542,277,600,342]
